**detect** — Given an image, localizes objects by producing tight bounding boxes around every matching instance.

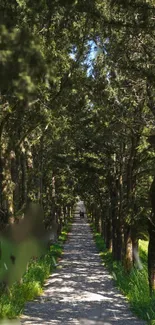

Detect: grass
[0,220,72,319]
[90,223,155,325]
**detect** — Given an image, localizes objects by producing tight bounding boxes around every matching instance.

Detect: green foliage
[0,256,50,318]
[59,222,72,243]
[1,0,155,313]
[92,224,155,324]
[0,221,72,319]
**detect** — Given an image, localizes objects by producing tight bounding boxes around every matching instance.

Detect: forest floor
[21,209,146,325]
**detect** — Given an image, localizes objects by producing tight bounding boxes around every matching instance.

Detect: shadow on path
[21,204,145,325]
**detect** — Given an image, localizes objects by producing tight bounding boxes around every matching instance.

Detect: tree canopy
[1,0,155,294]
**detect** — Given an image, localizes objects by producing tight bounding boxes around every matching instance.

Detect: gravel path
[21,206,145,325]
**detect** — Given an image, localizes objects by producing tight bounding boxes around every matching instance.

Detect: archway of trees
[1,0,155,295]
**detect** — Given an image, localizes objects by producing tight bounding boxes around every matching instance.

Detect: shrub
[0,221,72,319]
[91,225,155,324]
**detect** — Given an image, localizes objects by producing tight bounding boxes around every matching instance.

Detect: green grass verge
[0,221,72,319]
[90,223,155,325]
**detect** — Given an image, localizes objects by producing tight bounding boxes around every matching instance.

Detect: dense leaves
[1,0,155,305]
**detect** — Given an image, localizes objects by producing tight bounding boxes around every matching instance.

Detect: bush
[0,221,72,319]
[91,225,155,324]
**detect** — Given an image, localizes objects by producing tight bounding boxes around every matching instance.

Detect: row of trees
[0,0,88,286]
[80,0,155,294]
[0,0,87,230]
[1,0,155,294]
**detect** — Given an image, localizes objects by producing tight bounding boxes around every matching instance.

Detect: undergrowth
[0,221,72,319]
[90,223,155,325]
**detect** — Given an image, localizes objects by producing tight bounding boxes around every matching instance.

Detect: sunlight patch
[61,291,112,302]
[80,320,111,325]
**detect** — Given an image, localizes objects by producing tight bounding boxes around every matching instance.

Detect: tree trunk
[99,212,102,234]
[95,208,100,232]
[116,222,123,261]
[110,185,118,260]
[0,157,3,209]
[38,136,43,205]
[3,153,15,223]
[148,176,155,294]
[100,211,105,237]
[67,204,71,220]
[131,229,139,267]
[148,219,155,294]
[123,226,133,272]
[112,218,117,260]
[11,149,20,214]
[63,205,66,223]
[21,152,27,206]
[105,218,112,251]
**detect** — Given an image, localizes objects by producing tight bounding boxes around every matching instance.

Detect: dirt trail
[21,204,145,325]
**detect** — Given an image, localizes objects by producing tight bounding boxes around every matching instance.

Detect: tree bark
[105,217,112,251]
[123,226,133,272]
[3,153,15,223]
[148,176,155,294]
[148,218,155,294]
[110,181,118,260]
[131,229,139,267]
[116,221,123,261]
[21,152,27,206]
[0,157,3,208]
[95,207,100,232]
[63,205,66,223]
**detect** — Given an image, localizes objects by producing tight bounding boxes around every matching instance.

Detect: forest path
[21,204,145,325]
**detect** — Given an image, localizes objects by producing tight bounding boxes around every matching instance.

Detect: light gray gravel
[21,210,146,325]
